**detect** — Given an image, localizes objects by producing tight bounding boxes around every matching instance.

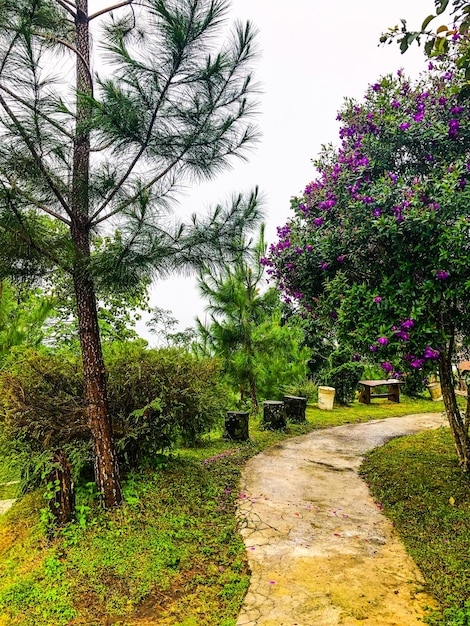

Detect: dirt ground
[236,413,446,626]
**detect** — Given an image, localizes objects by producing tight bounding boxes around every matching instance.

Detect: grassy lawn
[360,427,470,626]
[0,393,462,625]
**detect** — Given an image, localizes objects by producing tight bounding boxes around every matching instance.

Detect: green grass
[0,394,457,625]
[360,428,470,626]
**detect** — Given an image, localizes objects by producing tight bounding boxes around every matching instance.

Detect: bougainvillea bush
[266,65,470,470]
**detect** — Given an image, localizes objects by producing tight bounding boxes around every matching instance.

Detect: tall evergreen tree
[0,0,260,506]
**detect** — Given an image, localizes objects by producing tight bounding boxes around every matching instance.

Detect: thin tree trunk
[439,348,470,473]
[47,449,75,526]
[71,0,122,507]
[249,374,258,414]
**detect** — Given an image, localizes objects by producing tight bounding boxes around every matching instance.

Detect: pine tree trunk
[71,1,122,507]
[72,255,123,507]
[439,349,470,473]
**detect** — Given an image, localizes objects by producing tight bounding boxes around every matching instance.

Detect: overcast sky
[140,0,437,339]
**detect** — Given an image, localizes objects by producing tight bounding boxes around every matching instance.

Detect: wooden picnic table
[358,379,404,404]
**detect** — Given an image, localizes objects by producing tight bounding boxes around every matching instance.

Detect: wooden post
[224,411,249,441]
[262,401,286,430]
[283,395,307,423]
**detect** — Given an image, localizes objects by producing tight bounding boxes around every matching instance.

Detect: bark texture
[47,450,75,526]
[439,348,470,473]
[71,0,122,507]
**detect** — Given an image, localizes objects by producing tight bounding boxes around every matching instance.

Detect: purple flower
[330,311,338,320]
[448,118,460,138]
[399,122,411,131]
[337,254,346,263]
[305,244,313,252]
[428,62,434,70]
[321,262,329,270]
[381,362,393,373]
[373,208,382,217]
[393,330,410,341]
[424,346,440,360]
[411,358,425,369]
[401,318,415,330]
[352,353,361,362]
[371,83,382,92]
[369,345,378,353]
[392,100,400,108]
[374,296,382,303]
[436,270,450,280]
[313,217,324,226]
[377,337,388,346]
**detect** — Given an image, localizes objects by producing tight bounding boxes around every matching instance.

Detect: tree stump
[283,395,307,423]
[262,401,286,430]
[47,449,75,526]
[224,411,249,441]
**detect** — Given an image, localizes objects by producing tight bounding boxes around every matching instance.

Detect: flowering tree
[266,67,470,471]
[383,0,470,96]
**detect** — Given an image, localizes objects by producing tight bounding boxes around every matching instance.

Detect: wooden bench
[358,379,404,404]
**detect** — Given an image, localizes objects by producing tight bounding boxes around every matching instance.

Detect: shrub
[322,347,364,405]
[0,347,90,491]
[105,343,230,465]
[0,344,230,486]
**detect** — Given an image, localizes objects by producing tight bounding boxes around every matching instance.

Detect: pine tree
[0,0,260,506]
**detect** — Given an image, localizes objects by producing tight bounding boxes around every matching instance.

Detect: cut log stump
[224,411,250,441]
[262,401,286,431]
[283,395,307,423]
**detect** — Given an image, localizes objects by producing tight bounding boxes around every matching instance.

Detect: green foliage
[105,342,231,460]
[0,348,89,492]
[0,343,230,489]
[0,282,54,362]
[197,225,310,409]
[360,427,470,624]
[320,347,364,405]
[283,378,318,402]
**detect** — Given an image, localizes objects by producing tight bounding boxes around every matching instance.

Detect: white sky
[137,0,437,339]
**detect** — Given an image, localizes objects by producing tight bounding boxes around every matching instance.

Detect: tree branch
[54,38,93,92]
[0,93,72,219]
[0,83,74,140]
[89,0,135,21]
[1,186,70,273]
[54,0,77,18]
[90,157,182,226]
[2,174,71,226]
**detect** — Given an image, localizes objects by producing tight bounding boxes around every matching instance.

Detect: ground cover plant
[0,394,455,625]
[361,427,470,625]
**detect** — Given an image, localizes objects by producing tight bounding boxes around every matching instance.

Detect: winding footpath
[237,413,446,626]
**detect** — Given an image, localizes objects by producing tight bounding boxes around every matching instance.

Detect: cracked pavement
[236,413,446,626]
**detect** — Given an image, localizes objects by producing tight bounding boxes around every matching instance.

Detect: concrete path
[0,499,15,515]
[237,413,446,626]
